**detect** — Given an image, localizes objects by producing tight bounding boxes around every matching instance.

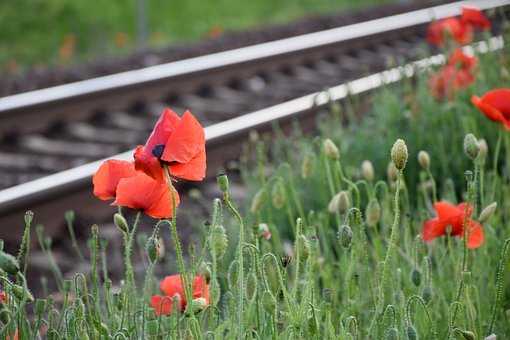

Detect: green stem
[488,238,510,334]
[491,130,502,201]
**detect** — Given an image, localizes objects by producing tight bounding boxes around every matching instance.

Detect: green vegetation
[0,0,390,71]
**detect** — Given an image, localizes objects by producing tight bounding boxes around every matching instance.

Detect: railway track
[0,0,508,243]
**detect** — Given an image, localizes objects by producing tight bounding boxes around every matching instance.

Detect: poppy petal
[466,220,484,249]
[472,94,510,129]
[92,160,137,200]
[422,218,446,242]
[114,172,178,219]
[479,89,510,117]
[144,108,181,153]
[151,295,174,316]
[133,145,165,182]
[434,201,462,223]
[168,148,206,181]
[162,111,205,164]
[461,6,491,30]
[192,275,210,305]
[160,274,185,297]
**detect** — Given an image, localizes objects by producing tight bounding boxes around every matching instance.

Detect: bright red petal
[192,276,210,305]
[144,108,181,153]
[169,148,206,181]
[422,218,446,242]
[133,145,165,182]
[113,172,178,219]
[448,49,477,71]
[434,201,462,222]
[461,6,491,30]
[92,160,137,200]
[151,295,174,316]
[480,89,510,117]
[160,274,185,297]
[162,111,205,164]
[466,220,484,249]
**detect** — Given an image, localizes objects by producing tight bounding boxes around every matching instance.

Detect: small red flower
[134,109,206,182]
[0,291,7,304]
[471,88,510,130]
[422,201,484,249]
[427,18,472,47]
[461,6,491,30]
[150,275,210,316]
[92,160,137,200]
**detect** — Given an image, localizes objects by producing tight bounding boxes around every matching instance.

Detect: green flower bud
[35,299,46,316]
[12,284,34,302]
[385,327,399,340]
[411,268,421,287]
[338,225,353,249]
[190,297,208,313]
[406,325,418,340]
[271,181,286,209]
[460,330,476,340]
[323,138,340,160]
[0,251,19,275]
[478,138,488,161]
[391,139,408,170]
[250,189,266,214]
[361,160,375,182]
[478,202,497,223]
[296,235,310,261]
[211,224,228,258]
[418,150,430,170]
[365,199,381,227]
[301,152,315,179]
[146,237,160,263]
[113,213,129,234]
[198,262,212,283]
[217,173,229,193]
[328,191,350,215]
[422,286,432,303]
[24,210,34,226]
[464,133,480,160]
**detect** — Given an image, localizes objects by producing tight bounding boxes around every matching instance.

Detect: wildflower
[427,18,472,47]
[151,275,209,316]
[471,88,510,130]
[461,6,491,30]
[93,160,137,200]
[422,201,484,249]
[134,108,206,182]
[429,50,477,100]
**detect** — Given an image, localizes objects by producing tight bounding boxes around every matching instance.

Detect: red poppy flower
[461,6,491,30]
[427,18,472,47]
[113,172,179,219]
[447,48,477,70]
[0,291,6,304]
[151,274,210,316]
[134,109,206,182]
[92,160,137,200]
[471,88,510,130]
[422,201,484,249]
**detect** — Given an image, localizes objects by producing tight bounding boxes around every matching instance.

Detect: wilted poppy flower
[422,201,484,249]
[471,88,510,130]
[134,109,206,182]
[461,6,491,30]
[151,274,210,316]
[93,160,137,200]
[427,18,472,47]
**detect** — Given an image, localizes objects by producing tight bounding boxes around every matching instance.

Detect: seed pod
[391,139,408,170]
[338,225,353,249]
[217,173,229,193]
[323,138,340,160]
[262,290,276,313]
[211,225,228,258]
[411,268,421,287]
[365,199,381,227]
[250,189,266,214]
[464,133,480,160]
[113,213,129,234]
[271,181,286,209]
[406,325,418,340]
[417,151,430,170]
[301,152,315,179]
[385,327,399,340]
[0,251,19,275]
[361,160,375,182]
[387,162,398,182]
[479,202,497,223]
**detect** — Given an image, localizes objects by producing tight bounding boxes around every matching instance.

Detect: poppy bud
[258,223,272,240]
[329,191,350,215]
[478,139,488,160]
[0,251,19,275]
[114,213,129,234]
[460,330,476,340]
[146,237,160,263]
[211,224,228,258]
[478,202,497,223]
[365,199,381,227]
[407,325,418,340]
[338,225,353,249]
[217,173,229,193]
[361,160,375,182]
[422,286,432,303]
[418,150,430,170]
[411,268,421,287]
[271,181,286,209]
[190,297,208,313]
[385,327,399,340]
[262,290,276,313]
[391,139,408,170]
[323,139,340,160]
[464,133,480,160]
[250,189,266,214]
[387,162,398,182]
[301,152,315,179]
[24,210,34,226]
[12,284,34,302]
[296,235,310,261]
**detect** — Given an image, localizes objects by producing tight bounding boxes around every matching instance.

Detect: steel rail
[0,36,504,215]
[0,0,507,114]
